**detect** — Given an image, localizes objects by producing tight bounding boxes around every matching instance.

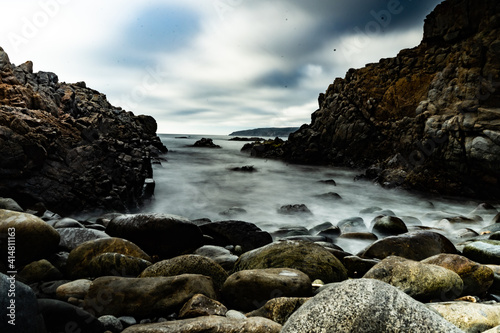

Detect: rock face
[0,46,167,214]
[281,279,463,332]
[269,0,500,199]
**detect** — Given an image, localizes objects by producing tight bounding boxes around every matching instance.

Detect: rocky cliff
[278,0,500,199]
[0,47,167,214]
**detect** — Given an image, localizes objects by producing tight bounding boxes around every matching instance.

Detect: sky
[0,0,443,134]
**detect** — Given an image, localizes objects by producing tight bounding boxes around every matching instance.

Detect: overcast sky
[0,0,443,134]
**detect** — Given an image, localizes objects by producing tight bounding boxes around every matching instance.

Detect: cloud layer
[1,0,443,134]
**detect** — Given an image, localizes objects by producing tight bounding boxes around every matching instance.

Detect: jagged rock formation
[278,0,500,198]
[0,47,167,214]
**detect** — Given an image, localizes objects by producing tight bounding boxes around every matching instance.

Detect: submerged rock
[192,138,221,148]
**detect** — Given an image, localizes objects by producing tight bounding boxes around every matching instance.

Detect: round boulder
[87,252,152,277]
[58,227,110,250]
[139,254,228,291]
[17,259,63,284]
[281,279,463,332]
[370,215,408,237]
[463,240,500,265]
[107,213,204,259]
[222,268,312,311]
[233,240,347,283]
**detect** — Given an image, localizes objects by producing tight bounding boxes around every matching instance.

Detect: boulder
[192,138,221,148]
[0,209,60,266]
[98,315,123,333]
[57,227,110,250]
[278,204,313,215]
[194,245,238,271]
[337,217,368,233]
[370,215,408,237]
[0,197,23,211]
[246,297,310,325]
[178,293,227,319]
[233,240,348,283]
[66,237,151,279]
[358,231,458,260]
[422,253,494,296]
[139,254,228,291]
[281,279,463,332]
[463,240,500,265]
[107,213,204,259]
[428,302,500,333]
[121,316,282,333]
[38,298,105,333]
[199,220,272,253]
[17,259,63,284]
[87,252,152,277]
[83,274,216,318]
[363,256,463,301]
[222,268,312,311]
[343,255,380,278]
[0,273,45,333]
[56,279,92,301]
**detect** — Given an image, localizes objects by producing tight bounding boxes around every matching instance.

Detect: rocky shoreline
[2,198,500,332]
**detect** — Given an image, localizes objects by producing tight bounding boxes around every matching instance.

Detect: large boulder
[463,240,500,265]
[199,220,272,252]
[363,256,463,301]
[428,302,500,333]
[422,253,494,296]
[233,240,347,283]
[370,215,408,237]
[358,231,458,260]
[83,274,216,318]
[107,214,204,259]
[281,279,463,332]
[121,316,282,333]
[139,254,228,291]
[221,268,312,311]
[0,209,60,266]
[66,237,151,279]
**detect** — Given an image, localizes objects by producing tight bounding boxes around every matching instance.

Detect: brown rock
[178,294,227,319]
[246,297,310,325]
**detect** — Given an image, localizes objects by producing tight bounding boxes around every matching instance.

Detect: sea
[143,134,497,254]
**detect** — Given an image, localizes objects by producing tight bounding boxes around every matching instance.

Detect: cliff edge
[0,47,167,214]
[278,0,500,198]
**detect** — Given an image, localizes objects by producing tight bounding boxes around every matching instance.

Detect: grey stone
[58,227,110,250]
[99,315,124,333]
[428,302,500,333]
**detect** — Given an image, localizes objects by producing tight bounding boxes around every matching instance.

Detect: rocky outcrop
[0,47,167,214]
[274,0,500,199]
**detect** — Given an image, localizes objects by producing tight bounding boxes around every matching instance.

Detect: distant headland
[229,127,299,137]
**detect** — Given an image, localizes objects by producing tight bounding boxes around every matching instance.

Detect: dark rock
[178,293,227,319]
[337,217,367,233]
[278,204,313,215]
[463,240,500,265]
[17,259,63,284]
[229,165,256,172]
[338,232,378,240]
[57,227,110,250]
[358,231,458,261]
[0,272,45,333]
[84,274,216,318]
[219,207,248,217]
[87,252,152,277]
[98,315,123,333]
[318,179,336,186]
[359,206,382,214]
[343,255,380,278]
[139,254,228,291]
[192,138,221,148]
[107,213,204,259]
[315,226,340,242]
[66,237,151,279]
[0,197,23,211]
[370,215,408,237]
[199,220,272,253]
[38,298,105,333]
[0,209,60,266]
[281,279,462,332]
[194,245,238,271]
[30,280,71,299]
[422,253,494,296]
[121,316,282,333]
[233,240,348,283]
[246,297,310,325]
[308,221,333,235]
[313,192,342,201]
[221,268,312,311]
[271,226,310,239]
[363,256,463,302]
[494,213,500,223]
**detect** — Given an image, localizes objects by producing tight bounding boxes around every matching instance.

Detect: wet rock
[337,217,367,233]
[359,206,382,214]
[233,240,348,283]
[139,254,228,291]
[47,217,84,228]
[107,213,204,259]
[281,279,462,332]
[470,203,499,216]
[222,268,312,311]
[308,221,333,235]
[428,302,500,333]
[121,316,282,333]
[494,213,500,223]
[0,209,60,266]
[219,207,248,217]
[358,230,458,260]
[313,192,342,201]
[370,215,408,237]
[246,297,310,325]
[343,255,380,278]
[271,226,310,239]
[463,240,500,265]
[422,253,494,296]
[0,197,23,211]
[200,220,272,253]
[84,274,216,318]
[363,256,463,302]
[57,227,110,250]
[98,315,123,333]
[0,273,45,333]
[316,226,341,242]
[17,259,63,284]
[229,165,256,172]
[278,204,313,215]
[56,279,92,302]
[400,216,423,226]
[66,237,151,279]
[318,179,337,185]
[338,232,378,240]
[192,138,221,148]
[194,245,238,271]
[88,252,152,277]
[178,293,227,319]
[30,280,70,299]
